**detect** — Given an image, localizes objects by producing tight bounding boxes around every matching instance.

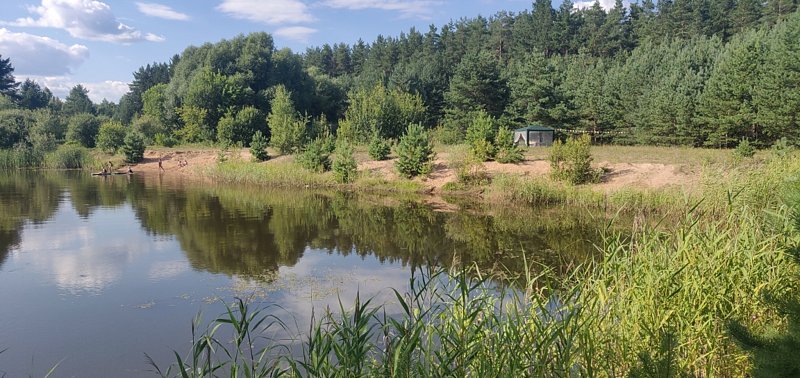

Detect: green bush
[368,133,391,160]
[122,131,146,163]
[249,130,270,162]
[395,123,435,178]
[465,111,496,161]
[298,138,331,172]
[333,142,358,183]
[734,138,756,159]
[549,134,601,185]
[494,126,524,164]
[217,106,265,147]
[96,121,127,153]
[772,137,793,157]
[44,144,92,169]
[65,113,100,148]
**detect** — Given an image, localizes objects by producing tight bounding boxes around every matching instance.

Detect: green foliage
[495,126,524,164]
[176,105,210,143]
[465,111,497,161]
[395,123,434,178]
[772,137,794,157]
[444,50,510,129]
[0,108,35,148]
[297,138,331,172]
[734,138,757,158]
[66,113,100,148]
[367,133,391,160]
[249,130,270,162]
[332,141,358,183]
[141,83,170,128]
[0,54,18,97]
[217,106,265,146]
[95,121,127,153]
[122,131,146,163]
[154,133,177,147]
[549,134,601,185]
[268,85,306,154]
[337,84,426,143]
[43,144,92,169]
[62,85,94,116]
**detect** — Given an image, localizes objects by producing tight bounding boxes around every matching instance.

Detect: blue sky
[0,0,560,102]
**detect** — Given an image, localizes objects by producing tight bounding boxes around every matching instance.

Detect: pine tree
[62,85,95,116]
[444,50,509,130]
[0,55,19,98]
[755,11,800,143]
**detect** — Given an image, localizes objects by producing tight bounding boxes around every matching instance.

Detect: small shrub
[249,130,270,162]
[494,126,524,164]
[298,138,331,172]
[96,121,127,153]
[734,138,756,159]
[122,131,146,163]
[465,111,496,161]
[332,142,358,183]
[455,155,490,187]
[395,123,435,178]
[771,137,793,158]
[368,134,391,161]
[549,134,601,185]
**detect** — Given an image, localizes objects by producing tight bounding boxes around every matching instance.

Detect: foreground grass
[153,153,800,377]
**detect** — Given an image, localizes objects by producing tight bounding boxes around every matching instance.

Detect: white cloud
[24,76,128,102]
[0,28,89,75]
[274,26,317,43]
[216,0,315,25]
[320,0,440,18]
[136,2,190,21]
[8,0,164,43]
[574,0,618,10]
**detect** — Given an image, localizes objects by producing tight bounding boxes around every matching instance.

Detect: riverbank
[130,144,733,190]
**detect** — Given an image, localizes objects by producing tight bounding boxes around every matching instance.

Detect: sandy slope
[130,148,698,193]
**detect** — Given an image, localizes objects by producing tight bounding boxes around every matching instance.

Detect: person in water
[158,157,164,172]
[128,165,133,174]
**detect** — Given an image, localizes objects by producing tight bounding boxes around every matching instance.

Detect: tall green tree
[16,79,51,109]
[696,29,765,146]
[0,55,19,98]
[444,50,509,130]
[62,85,95,116]
[755,10,800,142]
[268,85,305,154]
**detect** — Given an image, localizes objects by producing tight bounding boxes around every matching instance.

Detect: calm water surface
[0,171,603,377]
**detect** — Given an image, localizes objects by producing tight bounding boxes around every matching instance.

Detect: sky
[0,0,598,103]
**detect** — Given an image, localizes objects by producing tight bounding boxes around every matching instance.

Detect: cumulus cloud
[216,0,315,25]
[274,26,317,42]
[8,0,164,43]
[136,2,190,21]
[320,0,441,18]
[0,28,89,75]
[24,76,128,102]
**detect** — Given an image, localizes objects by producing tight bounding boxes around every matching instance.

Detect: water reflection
[0,171,605,282]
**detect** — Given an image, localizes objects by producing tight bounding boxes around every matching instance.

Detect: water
[0,171,603,377]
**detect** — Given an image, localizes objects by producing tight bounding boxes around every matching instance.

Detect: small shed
[514,125,555,147]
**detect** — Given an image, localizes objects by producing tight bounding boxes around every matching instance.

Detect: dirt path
[132,148,699,193]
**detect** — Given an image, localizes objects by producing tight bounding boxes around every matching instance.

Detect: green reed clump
[0,146,41,169]
[43,144,93,169]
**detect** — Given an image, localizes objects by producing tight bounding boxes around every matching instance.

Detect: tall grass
[0,147,40,169]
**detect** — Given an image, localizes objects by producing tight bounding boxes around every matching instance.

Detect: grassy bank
[199,157,426,194]
[0,144,96,170]
[153,153,800,376]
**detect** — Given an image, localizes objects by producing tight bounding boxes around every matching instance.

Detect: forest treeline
[0,0,799,156]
